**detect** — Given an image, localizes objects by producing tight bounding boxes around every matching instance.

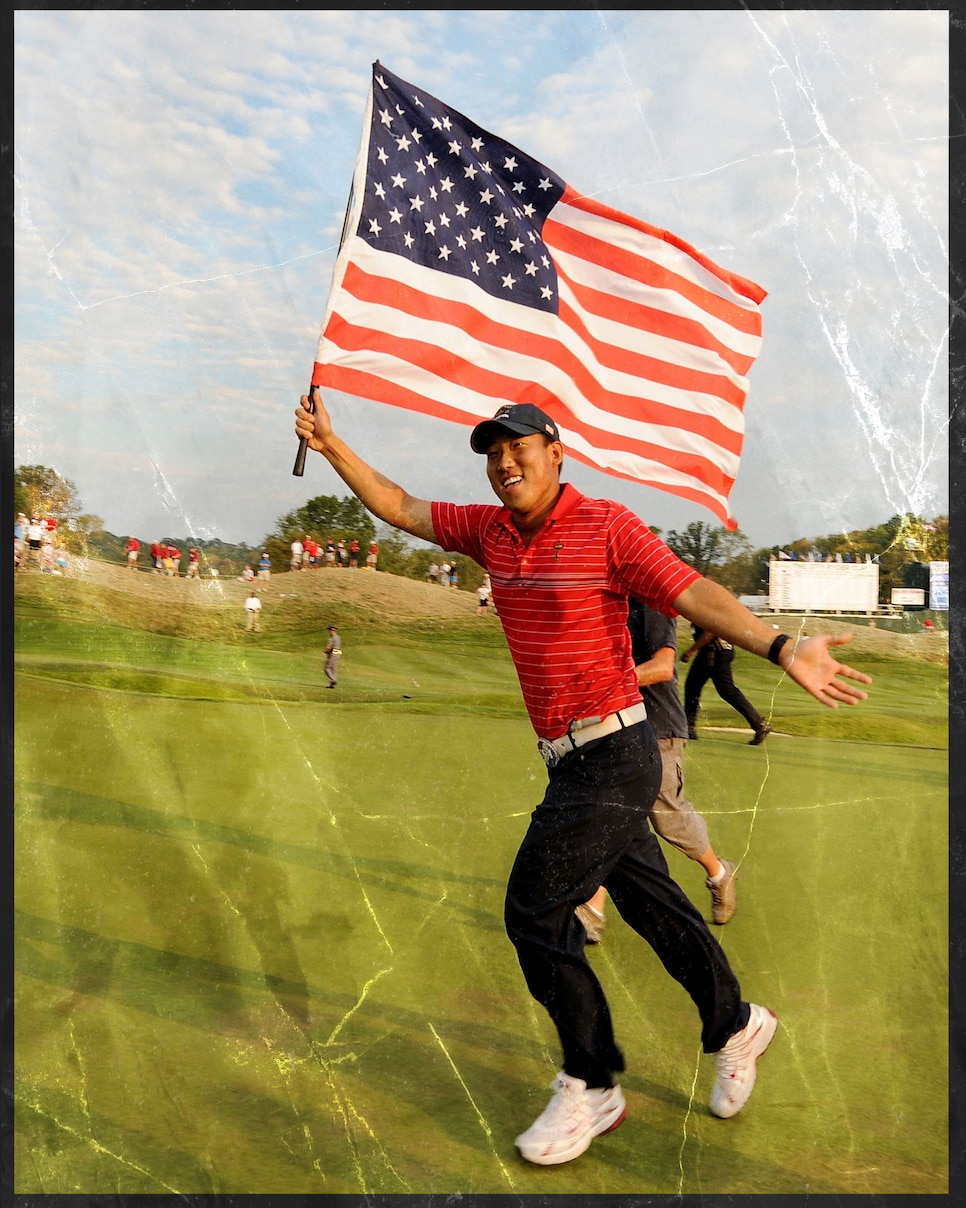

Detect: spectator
[366,541,378,571]
[258,551,272,580]
[244,591,262,632]
[126,536,140,571]
[324,624,342,688]
[186,548,201,578]
[151,541,163,574]
[26,514,45,567]
[683,627,772,745]
[427,561,440,585]
[349,538,360,567]
[291,537,304,571]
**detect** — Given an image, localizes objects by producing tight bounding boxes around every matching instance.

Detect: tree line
[659,515,948,605]
[14,464,947,603]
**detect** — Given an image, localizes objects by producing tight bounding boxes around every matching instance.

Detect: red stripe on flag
[318,361,737,526]
[557,270,758,382]
[321,312,738,497]
[559,188,767,309]
[335,260,744,451]
[563,444,736,524]
[555,290,750,409]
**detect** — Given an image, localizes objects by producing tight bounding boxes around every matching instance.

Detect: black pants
[504,723,747,1088]
[684,646,764,731]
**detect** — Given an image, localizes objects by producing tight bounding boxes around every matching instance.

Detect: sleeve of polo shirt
[431,501,489,567]
[611,509,702,615]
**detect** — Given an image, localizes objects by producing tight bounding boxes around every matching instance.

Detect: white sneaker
[710,1003,778,1118]
[515,1071,626,1165]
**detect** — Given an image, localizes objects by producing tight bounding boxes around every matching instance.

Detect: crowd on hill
[286,536,379,571]
[14,511,75,576]
[15,514,487,613]
[121,537,205,578]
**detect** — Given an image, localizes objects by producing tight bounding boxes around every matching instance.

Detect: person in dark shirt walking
[683,626,773,744]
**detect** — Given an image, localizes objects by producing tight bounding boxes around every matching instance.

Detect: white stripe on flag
[322,241,746,440]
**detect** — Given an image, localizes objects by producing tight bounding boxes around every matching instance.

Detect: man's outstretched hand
[779,633,871,708]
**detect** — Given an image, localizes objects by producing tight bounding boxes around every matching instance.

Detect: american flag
[312,63,766,528]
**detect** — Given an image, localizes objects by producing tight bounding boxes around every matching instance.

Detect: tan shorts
[648,736,711,860]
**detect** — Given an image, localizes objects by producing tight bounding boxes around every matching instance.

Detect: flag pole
[293,182,356,477]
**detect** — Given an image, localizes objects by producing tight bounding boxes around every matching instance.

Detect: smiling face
[484,430,564,533]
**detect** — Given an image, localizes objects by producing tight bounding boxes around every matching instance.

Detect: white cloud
[14,9,947,548]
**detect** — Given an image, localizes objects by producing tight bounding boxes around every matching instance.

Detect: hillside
[13,558,502,652]
[14,556,948,665]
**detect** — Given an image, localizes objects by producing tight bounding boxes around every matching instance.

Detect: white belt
[537,702,647,768]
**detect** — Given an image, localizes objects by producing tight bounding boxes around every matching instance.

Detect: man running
[294,389,870,1165]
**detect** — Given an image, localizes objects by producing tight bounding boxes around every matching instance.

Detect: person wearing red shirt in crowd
[150,541,162,574]
[126,536,140,570]
[294,387,871,1166]
[167,545,181,577]
[186,548,200,578]
[349,537,360,567]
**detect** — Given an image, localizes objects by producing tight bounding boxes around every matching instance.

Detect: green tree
[265,494,377,573]
[372,526,414,576]
[759,512,949,606]
[284,495,375,543]
[717,547,765,597]
[70,513,105,555]
[925,515,948,561]
[664,520,724,574]
[14,465,82,526]
[664,521,753,591]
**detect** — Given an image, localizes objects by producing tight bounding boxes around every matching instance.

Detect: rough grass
[15,560,948,747]
[13,558,949,1195]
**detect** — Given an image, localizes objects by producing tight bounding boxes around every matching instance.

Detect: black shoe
[687,727,698,740]
[749,724,772,745]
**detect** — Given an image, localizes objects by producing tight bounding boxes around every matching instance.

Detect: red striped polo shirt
[432,484,701,740]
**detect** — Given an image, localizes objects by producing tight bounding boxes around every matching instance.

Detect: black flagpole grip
[292,386,315,477]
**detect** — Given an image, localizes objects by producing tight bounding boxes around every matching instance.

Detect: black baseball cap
[470,402,562,453]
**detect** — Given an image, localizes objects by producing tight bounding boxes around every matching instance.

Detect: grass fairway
[13,563,948,1194]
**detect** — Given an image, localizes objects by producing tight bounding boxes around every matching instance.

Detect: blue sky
[14,9,948,550]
